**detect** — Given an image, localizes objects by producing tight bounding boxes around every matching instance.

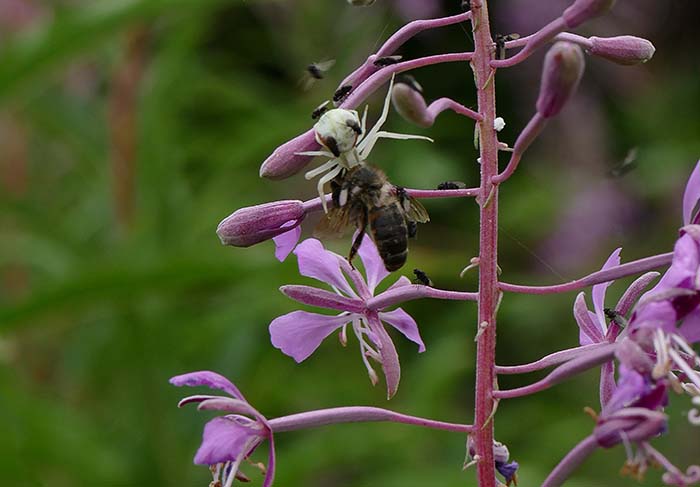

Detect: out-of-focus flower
[170,371,275,487]
[270,237,425,398]
[536,41,585,118]
[589,36,656,65]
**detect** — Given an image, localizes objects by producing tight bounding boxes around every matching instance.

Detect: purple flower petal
[496,460,519,484]
[683,160,700,225]
[599,361,616,409]
[679,308,700,344]
[193,416,264,465]
[387,275,412,291]
[379,308,425,352]
[574,292,604,345]
[273,224,302,262]
[367,313,401,399]
[269,310,354,362]
[170,371,245,400]
[294,239,356,297]
[357,234,389,293]
[592,248,621,327]
[280,285,365,313]
[197,397,260,417]
[262,434,276,487]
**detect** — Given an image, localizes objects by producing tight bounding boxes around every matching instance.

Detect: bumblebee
[316,165,429,271]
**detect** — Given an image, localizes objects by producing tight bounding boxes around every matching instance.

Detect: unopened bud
[536,41,585,118]
[562,0,616,28]
[589,36,655,65]
[391,76,431,128]
[259,130,318,180]
[217,200,305,247]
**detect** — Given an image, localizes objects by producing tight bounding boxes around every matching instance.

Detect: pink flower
[269,237,425,398]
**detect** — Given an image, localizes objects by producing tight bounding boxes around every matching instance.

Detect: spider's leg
[305,159,338,180]
[348,208,368,268]
[296,150,335,157]
[374,131,433,143]
[356,105,369,144]
[357,74,396,159]
[317,165,343,212]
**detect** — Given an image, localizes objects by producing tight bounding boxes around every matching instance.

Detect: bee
[315,165,429,271]
[412,268,433,286]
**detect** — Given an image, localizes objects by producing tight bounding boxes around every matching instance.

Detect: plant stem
[471,1,498,486]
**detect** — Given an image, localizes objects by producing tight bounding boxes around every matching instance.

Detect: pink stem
[494,343,616,399]
[499,252,673,295]
[491,112,546,184]
[541,434,598,487]
[505,31,593,50]
[471,2,499,486]
[491,17,568,68]
[337,11,472,93]
[365,285,478,311]
[268,406,472,434]
[425,97,482,123]
[495,343,610,375]
[339,52,474,111]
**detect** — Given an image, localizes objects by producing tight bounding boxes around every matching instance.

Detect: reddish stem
[471,2,499,486]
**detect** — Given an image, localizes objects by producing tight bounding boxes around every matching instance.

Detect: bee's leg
[348,209,368,268]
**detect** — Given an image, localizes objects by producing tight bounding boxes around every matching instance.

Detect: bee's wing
[313,205,354,238]
[405,196,430,223]
[315,59,336,71]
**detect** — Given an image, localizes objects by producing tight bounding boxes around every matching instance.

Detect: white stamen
[339,324,348,347]
[669,347,700,390]
[493,117,506,132]
[652,328,670,379]
[671,333,700,367]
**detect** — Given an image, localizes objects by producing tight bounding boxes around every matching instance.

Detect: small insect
[300,59,336,90]
[608,147,638,178]
[315,165,430,272]
[333,84,353,104]
[437,181,467,190]
[373,55,403,67]
[311,100,331,120]
[495,33,520,60]
[347,0,376,5]
[413,268,433,286]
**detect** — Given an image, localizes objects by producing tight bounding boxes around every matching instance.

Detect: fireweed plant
[170,1,700,486]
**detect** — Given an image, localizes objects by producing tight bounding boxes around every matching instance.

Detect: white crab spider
[297,74,433,212]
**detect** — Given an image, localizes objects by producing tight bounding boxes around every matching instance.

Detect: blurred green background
[1,0,699,486]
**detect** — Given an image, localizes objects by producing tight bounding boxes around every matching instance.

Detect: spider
[297,74,433,212]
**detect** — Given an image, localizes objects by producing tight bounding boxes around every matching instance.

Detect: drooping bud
[259,129,319,179]
[562,0,616,28]
[536,41,585,118]
[589,36,656,65]
[217,200,305,247]
[391,76,431,128]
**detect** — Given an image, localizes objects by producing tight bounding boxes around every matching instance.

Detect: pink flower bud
[258,129,319,180]
[536,41,585,119]
[594,408,667,448]
[589,36,656,65]
[562,0,616,28]
[217,200,305,247]
[391,77,431,128]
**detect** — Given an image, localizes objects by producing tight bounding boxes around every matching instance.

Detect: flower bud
[259,129,319,180]
[562,0,616,28]
[217,200,305,247]
[391,76,431,128]
[536,41,585,118]
[589,36,655,65]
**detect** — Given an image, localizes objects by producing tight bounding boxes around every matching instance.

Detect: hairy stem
[471,1,499,486]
